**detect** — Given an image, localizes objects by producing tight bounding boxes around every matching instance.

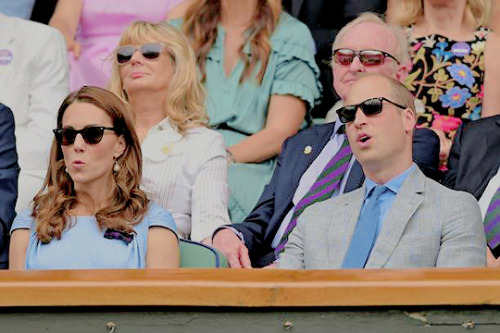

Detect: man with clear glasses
[278,74,486,269]
[212,13,440,268]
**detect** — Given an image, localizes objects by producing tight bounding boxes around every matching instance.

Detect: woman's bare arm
[228,95,306,163]
[9,229,30,270]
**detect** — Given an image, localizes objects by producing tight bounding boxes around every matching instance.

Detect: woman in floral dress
[387,0,491,168]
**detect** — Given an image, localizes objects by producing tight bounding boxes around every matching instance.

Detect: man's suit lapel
[474,119,500,198]
[271,123,336,235]
[282,123,336,199]
[365,168,426,268]
[344,161,365,193]
[328,187,365,267]
[455,116,500,198]
[471,126,495,198]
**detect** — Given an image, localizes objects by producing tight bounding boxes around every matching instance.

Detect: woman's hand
[67,40,82,59]
[49,0,83,58]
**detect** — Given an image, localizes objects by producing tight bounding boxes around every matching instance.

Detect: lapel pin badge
[303,145,312,155]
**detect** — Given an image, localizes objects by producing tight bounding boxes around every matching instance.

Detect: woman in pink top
[49,0,185,91]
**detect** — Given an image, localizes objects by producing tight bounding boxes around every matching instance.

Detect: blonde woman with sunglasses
[9,86,180,270]
[110,21,230,243]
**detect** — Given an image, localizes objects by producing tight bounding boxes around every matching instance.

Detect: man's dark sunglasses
[116,43,164,64]
[336,97,407,123]
[53,126,117,145]
[333,48,400,66]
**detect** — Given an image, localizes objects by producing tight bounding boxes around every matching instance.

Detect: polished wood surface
[1,268,500,307]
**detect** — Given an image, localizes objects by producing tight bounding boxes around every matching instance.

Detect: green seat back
[179,239,229,268]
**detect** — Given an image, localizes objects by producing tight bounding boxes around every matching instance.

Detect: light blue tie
[341,185,388,268]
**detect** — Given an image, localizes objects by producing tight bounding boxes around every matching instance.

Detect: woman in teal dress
[9,86,179,270]
[172,0,321,223]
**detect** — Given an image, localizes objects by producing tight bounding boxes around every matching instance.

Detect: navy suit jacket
[233,122,440,267]
[444,115,500,200]
[443,115,500,258]
[0,104,19,268]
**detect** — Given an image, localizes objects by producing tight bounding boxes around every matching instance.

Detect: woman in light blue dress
[9,86,179,270]
[172,0,322,223]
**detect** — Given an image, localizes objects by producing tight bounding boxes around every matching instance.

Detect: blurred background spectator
[49,0,185,91]
[481,0,500,118]
[0,13,69,212]
[0,104,19,269]
[444,115,500,266]
[0,0,36,19]
[282,0,387,120]
[387,0,492,169]
[110,21,230,242]
[324,13,413,123]
[172,0,321,224]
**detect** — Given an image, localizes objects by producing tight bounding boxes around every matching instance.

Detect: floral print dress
[405,27,489,135]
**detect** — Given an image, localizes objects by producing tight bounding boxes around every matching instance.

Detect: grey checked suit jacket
[278,167,487,269]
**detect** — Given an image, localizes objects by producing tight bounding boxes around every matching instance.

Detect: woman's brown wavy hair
[183,0,281,83]
[32,86,149,244]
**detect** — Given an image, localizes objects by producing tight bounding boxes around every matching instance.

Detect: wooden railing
[1,268,500,307]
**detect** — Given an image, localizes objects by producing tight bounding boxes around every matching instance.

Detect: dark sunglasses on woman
[333,48,400,66]
[336,97,407,123]
[116,43,164,64]
[53,126,117,145]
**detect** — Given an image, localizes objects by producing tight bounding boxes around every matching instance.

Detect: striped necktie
[484,186,500,252]
[275,134,353,257]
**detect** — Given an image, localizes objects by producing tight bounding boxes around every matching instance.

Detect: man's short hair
[354,73,416,116]
[332,12,410,66]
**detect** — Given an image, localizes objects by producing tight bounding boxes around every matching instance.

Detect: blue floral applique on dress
[405,26,489,131]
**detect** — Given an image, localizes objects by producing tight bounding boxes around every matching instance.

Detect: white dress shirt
[0,14,69,211]
[141,119,230,241]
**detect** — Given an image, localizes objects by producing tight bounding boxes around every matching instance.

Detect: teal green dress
[171,13,321,223]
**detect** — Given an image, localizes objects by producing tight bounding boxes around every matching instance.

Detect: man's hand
[487,247,500,267]
[212,229,252,268]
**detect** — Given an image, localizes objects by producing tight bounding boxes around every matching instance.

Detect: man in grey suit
[278,74,486,269]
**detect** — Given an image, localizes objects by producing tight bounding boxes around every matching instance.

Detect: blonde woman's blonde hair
[387,0,491,28]
[110,21,208,134]
[332,12,411,66]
